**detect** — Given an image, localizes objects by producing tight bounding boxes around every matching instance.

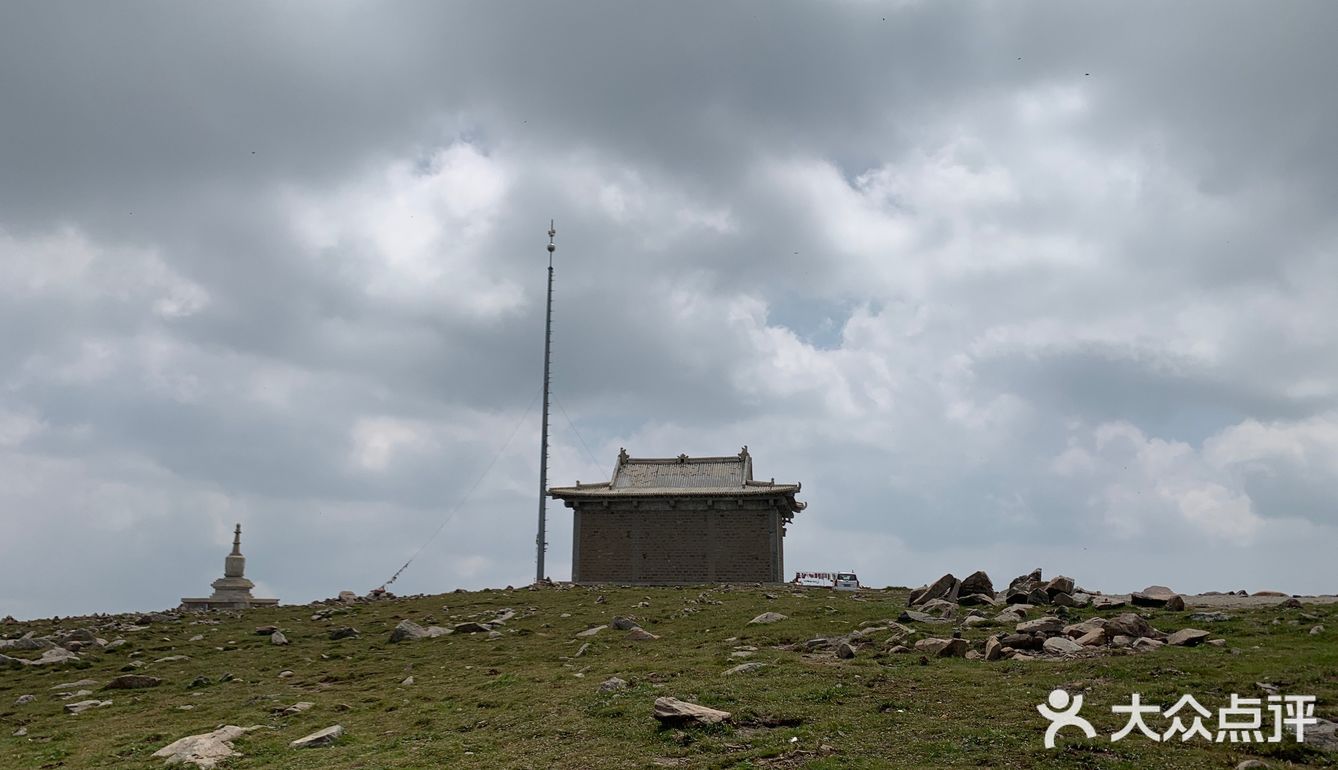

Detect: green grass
[1,586,1334,769]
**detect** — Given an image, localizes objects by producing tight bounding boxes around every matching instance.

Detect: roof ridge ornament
[677,453,689,463]
[618,447,629,465]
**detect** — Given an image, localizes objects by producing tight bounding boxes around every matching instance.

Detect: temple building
[549,447,805,584]
[180,524,279,611]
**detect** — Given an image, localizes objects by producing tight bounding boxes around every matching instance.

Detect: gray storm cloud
[2,1,1336,617]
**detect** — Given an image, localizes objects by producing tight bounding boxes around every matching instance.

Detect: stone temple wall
[571,498,784,583]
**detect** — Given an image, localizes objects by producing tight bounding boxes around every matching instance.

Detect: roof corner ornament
[677,453,689,463]
[618,447,629,465]
[738,445,749,460]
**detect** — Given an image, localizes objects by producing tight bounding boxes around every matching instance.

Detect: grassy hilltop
[1,584,1335,769]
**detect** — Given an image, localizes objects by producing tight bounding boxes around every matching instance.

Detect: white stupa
[180,523,279,611]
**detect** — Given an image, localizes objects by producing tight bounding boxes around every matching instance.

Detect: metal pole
[536,220,555,583]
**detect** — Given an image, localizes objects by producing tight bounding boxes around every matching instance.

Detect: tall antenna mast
[536,219,556,583]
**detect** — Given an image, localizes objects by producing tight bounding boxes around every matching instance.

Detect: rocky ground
[1,579,1335,769]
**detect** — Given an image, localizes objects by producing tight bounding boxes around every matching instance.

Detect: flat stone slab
[290,725,344,749]
[653,697,731,726]
[65,699,111,714]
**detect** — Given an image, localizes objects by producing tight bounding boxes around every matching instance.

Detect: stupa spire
[231,523,242,556]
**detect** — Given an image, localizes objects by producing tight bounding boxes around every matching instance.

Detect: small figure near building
[550,447,805,584]
[180,523,279,611]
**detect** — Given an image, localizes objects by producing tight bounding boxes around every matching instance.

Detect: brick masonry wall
[572,498,785,583]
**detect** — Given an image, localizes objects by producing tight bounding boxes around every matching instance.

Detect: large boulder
[1166,628,1210,647]
[153,726,260,769]
[388,620,430,643]
[959,571,994,598]
[913,637,968,657]
[1007,568,1043,594]
[653,697,731,726]
[918,599,959,619]
[1016,617,1063,635]
[1042,636,1083,655]
[999,633,1043,650]
[1043,576,1075,598]
[1131,592,1171,608]
[984,636,1004,661]
[1105,613,1153,639]
[912,574,960,606]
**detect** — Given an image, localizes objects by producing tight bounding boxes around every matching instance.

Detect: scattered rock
[254,625,278,636]
[914,637,968,657]
[15,694,36,705]
[626,628,659,641]
[576,625,607,637]
[1310,624,1325,635]
[152,725,259,769]
[898,610,947,624]
[598,677,627,692]
[64,699,111,714]
[389,620,431,643]
[1105,613,1153,639]
[1076,629,1106,647]
[103,675,163,690]
[836,641,856,659]
[611,616,639,631]
[1092,597,1127,610]
[1289,717,1338,752]
[270,631,288,646]
[328,627,359,640]
[652,697,731,726]
[400,676,414,686]
[452,622,491,634]
[913,573,960,606]
[1043,637,1083,655]
[1188,611,1231,622]
[13,727,26,737]
[290,725,344,749]
[1166,628,1210,647]
[747,612,787,625]
[1165,595,1186,611]
[723,662,767,676]
[984,637,1003,661]
[274,701,315,716]
[1235,760,1269,769]
[1281,597,1303,608]
[1016,617,1062,635]
[51,678,98,690]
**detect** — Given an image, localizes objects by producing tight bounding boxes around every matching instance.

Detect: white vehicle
[834,571,861,590]
[793,571,862,590]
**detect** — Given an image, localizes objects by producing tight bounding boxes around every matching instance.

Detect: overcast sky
[3,2,1336,618]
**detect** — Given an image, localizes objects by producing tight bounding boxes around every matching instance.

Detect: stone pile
[907,568,1102,610]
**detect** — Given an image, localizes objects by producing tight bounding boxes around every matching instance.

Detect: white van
[834,572,861,591]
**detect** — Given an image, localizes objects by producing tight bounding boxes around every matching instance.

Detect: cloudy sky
[3,2,1336,618]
